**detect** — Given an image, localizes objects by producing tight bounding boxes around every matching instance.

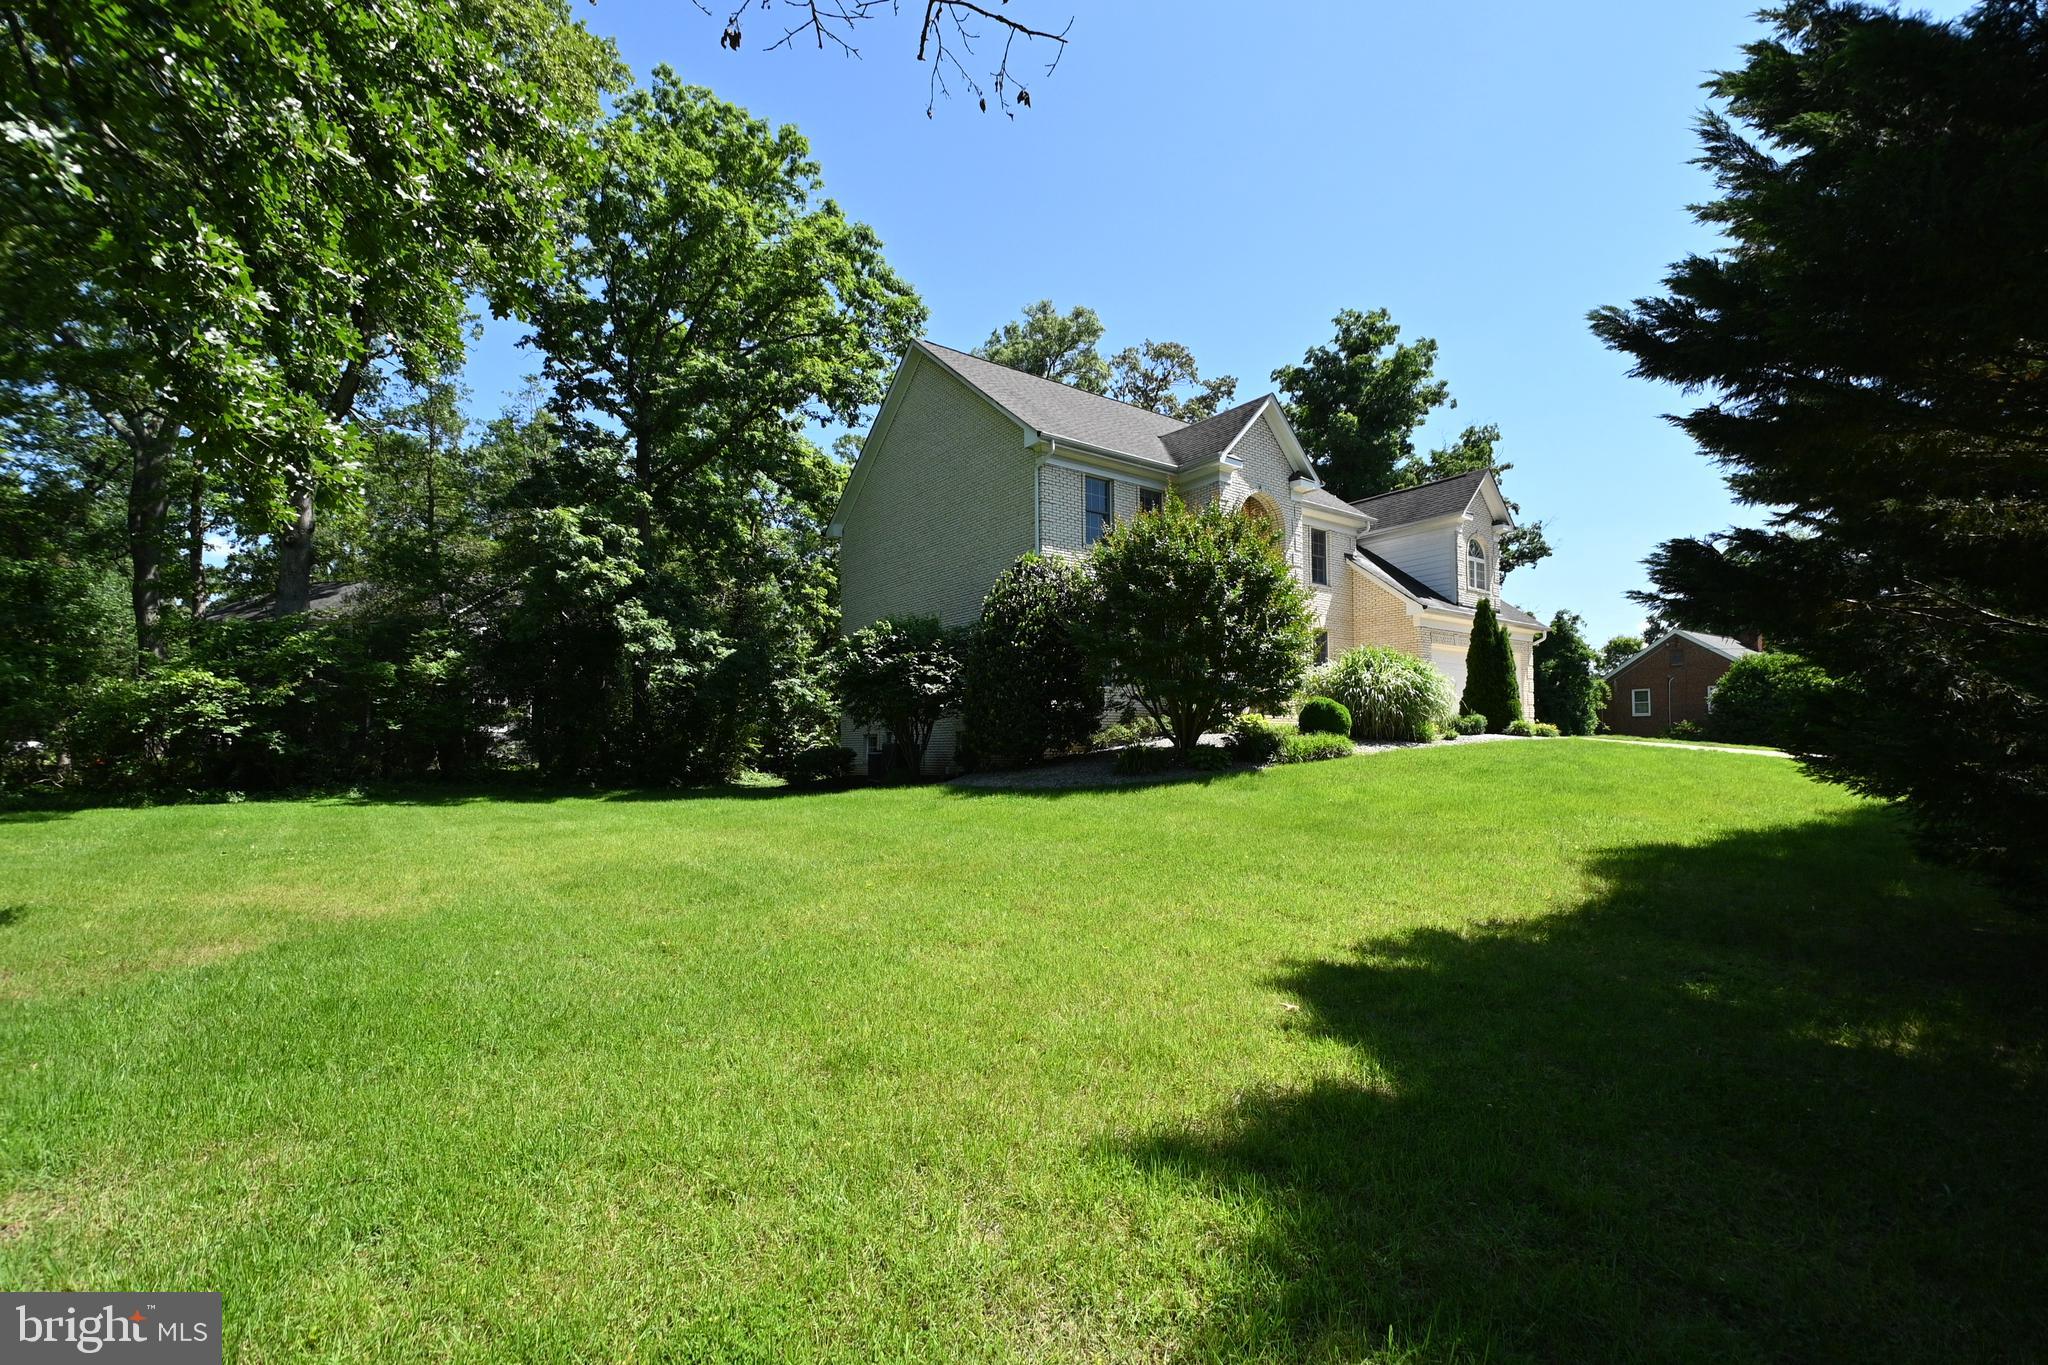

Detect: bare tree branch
[692,0,1072,115]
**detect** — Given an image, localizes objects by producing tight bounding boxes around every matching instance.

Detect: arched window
[1240,493,1281,542]
[1466,537,1488,590]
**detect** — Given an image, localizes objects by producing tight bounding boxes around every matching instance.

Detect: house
[1599,629,1758,736]
[832,341,1548,772]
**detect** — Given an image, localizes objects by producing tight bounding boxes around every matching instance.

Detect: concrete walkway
[1583,736,1793,758]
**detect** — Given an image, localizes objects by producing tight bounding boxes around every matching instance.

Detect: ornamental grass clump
[1311,646,1453,742]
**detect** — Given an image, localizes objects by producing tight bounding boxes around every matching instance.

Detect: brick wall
[1600,641,1739,736]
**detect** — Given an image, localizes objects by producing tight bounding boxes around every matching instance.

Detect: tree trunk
[274,354,369,615]
[273,460,317,616]
[186,463,206,620]
[126,426,175,663]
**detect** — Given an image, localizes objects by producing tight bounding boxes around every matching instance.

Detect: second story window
[1310,529,1329,586]
[1466,537,1488,591]
[1138,487,1163,515]
[1084,475,1113,544]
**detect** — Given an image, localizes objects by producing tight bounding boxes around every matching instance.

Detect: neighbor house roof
[200,580,373,623]
[1351,549,1544,630]
[1348,470,1494,527]
[1600,629,1757,678]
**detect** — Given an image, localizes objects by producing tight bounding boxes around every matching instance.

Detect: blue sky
[458,0,1965,647]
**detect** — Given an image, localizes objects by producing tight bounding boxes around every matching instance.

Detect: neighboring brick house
[1598,630,1758,736]
[832,341,1548,772]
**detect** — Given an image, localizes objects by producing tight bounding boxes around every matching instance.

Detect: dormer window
[1466,537,1488,591]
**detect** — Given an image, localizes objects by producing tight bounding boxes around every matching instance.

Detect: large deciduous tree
[1273,308,1551,574]
[0,0,620,653]
[1081,496,1313,757]
[1589,0,2048,894]
[522,68,924,779]
[1106,341,1239,423]
[975,301,1111,391]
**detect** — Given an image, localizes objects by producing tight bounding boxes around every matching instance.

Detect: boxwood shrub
[1295,696,1352,736]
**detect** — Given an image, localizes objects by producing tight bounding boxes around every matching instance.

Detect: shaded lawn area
[1,744,2043,1361]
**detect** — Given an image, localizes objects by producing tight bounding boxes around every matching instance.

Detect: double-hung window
[1631,688,1652,717]
[1084,476,1113,545]
[1466,537,1487,590]
[1310,528,1329,586]
[1138,487,1163,515]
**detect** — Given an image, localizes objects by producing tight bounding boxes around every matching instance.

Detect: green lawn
[3,744,2043,1362]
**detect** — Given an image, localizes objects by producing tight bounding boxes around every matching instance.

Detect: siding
[1360,520,1460,600]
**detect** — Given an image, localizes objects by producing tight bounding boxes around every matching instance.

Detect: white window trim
[1631,688,1652,717]
[1466,537,1488,591]
[1310,528,1329,586]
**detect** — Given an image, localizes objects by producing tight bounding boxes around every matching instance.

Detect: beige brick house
[832,341,1547,771]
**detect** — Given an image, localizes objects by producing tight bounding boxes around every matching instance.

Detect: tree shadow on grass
[1116,807,2048,1363]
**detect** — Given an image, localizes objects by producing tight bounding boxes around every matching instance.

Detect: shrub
[1452,713,1487,736]
[958,554,1103,770]
[1081,495,1314,758]
[1296,696,1351,736]
[67,667,252,793]
[1225,712,1285,764]
[1276,731,1356,764]
[1459,598,1523,732]
[1666,719,1705,740]
[1312,646,1453,742]
[836,616,965,780]
[1706,651,1833,748]
[1112,744,1175,775]
[1531,721,1561,737]
[1091,715,1163,749]
[787,744,856,784]
[1505,717,1537,737]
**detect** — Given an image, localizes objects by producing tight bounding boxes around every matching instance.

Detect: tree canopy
[1273,309,1551,575]
[1589,0,2048,893]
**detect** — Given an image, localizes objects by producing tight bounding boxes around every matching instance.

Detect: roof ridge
[920,340,1200,431]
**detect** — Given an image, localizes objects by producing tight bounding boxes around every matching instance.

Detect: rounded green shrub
[1310,646,1453,742]
[1705,651,1832,747]
[1531,721,1561,738]
[1225,712,1286,764]
[1505,718,1537,737]
[1451,713,1487,737]
[959,554,1102,771]
[1295,696,1352,737]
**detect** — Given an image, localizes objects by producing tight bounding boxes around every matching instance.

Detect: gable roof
[1349,469,1496,529]
[917,342,1187,467]
[1600,629,1757,679]
[1158,395,1269,465]
[1351,549,1543,630]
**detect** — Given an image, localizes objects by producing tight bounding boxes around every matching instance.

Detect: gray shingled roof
[1349,470,1491,527]
[200,580,373,622]
[1600,629,1756,678]
[919,343,1186,467]
[1352,550,1542,629]
[1298,485,1371,519]
[1158,395,1269,466]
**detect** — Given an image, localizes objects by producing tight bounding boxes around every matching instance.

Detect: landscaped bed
[3,742,2042,1361]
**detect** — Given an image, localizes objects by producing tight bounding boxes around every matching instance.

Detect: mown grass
[2,743,2043,1362]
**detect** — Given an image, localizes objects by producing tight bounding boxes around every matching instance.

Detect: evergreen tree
[1459,598,1521,733]
[1534,610,1606,736]
[1589,0,2048,893]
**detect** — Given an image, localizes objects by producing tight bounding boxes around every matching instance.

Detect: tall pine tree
[1590,0,2048,893]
